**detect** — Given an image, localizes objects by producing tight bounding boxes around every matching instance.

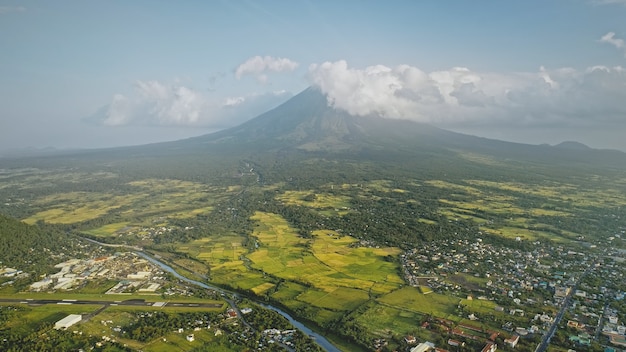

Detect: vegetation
[2,101,626,350]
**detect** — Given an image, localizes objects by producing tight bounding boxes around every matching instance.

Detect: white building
[54,314,82,330]
[411,341,435,352]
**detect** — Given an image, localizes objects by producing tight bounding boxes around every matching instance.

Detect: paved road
[0,298,222,309]
[535,268,590,352]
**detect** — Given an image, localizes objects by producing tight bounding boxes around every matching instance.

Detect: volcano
[144,87,625,173]
[7,87,626,178]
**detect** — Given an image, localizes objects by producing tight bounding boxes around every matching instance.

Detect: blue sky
[1,0,626,152]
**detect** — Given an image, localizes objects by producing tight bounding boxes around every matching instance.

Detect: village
[2,226,625,351]
[400,236,626,351]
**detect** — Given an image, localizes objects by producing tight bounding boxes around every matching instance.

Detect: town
[398,235,626,351]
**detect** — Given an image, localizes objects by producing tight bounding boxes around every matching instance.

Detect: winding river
[136,251,341,352]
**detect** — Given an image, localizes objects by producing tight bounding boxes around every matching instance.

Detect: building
[448,339,464,347]
[504,335,519,348]
[186,334,195,342]
[481,342,497,352]
[411,341,435,352]
[54,314,82,330]
[405,335,417,344]
[554,286,571,299]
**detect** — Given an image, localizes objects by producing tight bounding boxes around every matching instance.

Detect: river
[136,251,341,352]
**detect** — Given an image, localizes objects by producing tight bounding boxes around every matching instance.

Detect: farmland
[2,160,626,351]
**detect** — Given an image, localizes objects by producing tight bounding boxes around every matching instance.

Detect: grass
[175,234,266,289]
[276,190,351,210]
[270,281,307,301]
[378,287,460,319]
[84,222,132,237]
[247,213,403,296]
[424,178,624,243]
[297,287,369,311]
[356,303,426,338]
[77,308,234,352]
[250,282,275,295]
[0,303,103,335]
[22,178,225,226]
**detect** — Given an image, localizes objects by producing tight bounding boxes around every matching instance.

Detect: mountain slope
[174,87,626,172]
[4,87,626,178]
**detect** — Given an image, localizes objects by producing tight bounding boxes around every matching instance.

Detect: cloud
[0,6,26,14]
[86,80,292,128]
[600,32,626,57]
[235,56,299,82]
[308,60,626,129]
[590,0,626,6]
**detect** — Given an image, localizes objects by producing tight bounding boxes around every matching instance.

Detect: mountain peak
[553,141,591,150]
[197,87,445,152]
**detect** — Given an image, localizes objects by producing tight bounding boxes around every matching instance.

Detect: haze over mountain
[159,87,626,162]
[1,2,626,152]
[9,87,623,183]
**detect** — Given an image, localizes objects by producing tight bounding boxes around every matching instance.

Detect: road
[80,236,340,352]
[535,269,589,352]
[0,297,223,309]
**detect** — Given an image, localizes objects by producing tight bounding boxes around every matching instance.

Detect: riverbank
[136,251,342,352]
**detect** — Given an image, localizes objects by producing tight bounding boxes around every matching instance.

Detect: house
[405,335,417,344]
[567,320,580,329]
[447,339,464,347]
[54,314,82,330]
[481,342,497,352]
[225,309,237,318]
[554,286,571,298]
[504,335,519,348]
[186,334,195,342]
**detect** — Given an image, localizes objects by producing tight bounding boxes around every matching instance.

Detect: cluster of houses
[399,235,626,350]
[404,339,508,352]
[400,238,594,301]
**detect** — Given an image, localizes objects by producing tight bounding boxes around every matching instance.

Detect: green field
[0,303,102,335]
[22,178,225,229]
[248,213,403,295]
[378,287,460,319]
[277,190,351,209]
[3,159,626,352]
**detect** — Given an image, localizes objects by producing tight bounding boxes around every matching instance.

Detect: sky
[1,0,626,152]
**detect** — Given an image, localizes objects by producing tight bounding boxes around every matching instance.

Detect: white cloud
[87,80,292,128]
[223,96,245,107]
[308,60,626,129]
[591,0,626,6]
[235,56,299,82]
[0,6,26,14]
[600,32,626,57]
